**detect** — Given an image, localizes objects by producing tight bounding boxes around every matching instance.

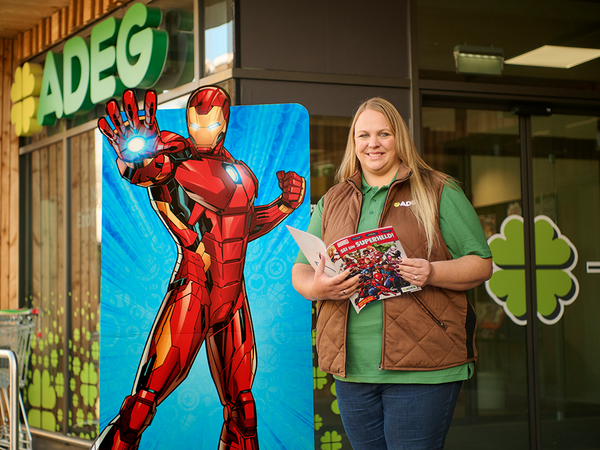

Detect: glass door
[531,114,600,449]
[423,107,530,449]
[422,107,600,449]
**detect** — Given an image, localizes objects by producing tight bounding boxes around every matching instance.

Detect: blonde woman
[292,97,492,450]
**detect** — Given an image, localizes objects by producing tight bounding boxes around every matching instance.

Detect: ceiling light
[454,45,504,76]
[505,45,600,69]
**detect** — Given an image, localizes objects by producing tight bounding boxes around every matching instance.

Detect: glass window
[417,0,600,87]
[67,130,102,438]
[309,116,351,204]
[21,142,69,434]
[151,0,195,91]
[204,0,234,76]
[21,129,102,439]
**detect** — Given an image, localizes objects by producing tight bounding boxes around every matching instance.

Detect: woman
[292,97,492,450]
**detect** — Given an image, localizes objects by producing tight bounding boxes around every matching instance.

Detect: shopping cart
[0,309,39,450]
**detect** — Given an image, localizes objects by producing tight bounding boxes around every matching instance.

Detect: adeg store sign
[10,3,170,137]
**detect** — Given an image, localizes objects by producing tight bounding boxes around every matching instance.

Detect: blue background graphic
[100,103,312,449]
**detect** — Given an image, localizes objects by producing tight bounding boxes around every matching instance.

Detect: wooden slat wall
[14,0,128,61]
[70,134,81,432]
[31,152,41,308]
[56,141,67,433]
[0,38,19,310]
[77,131,91,433]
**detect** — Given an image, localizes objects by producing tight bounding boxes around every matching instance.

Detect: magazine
[287,225,421,313]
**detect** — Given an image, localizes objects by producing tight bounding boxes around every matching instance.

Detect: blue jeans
[335,380,462,450]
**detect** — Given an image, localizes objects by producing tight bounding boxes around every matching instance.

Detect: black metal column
[518,113,542,450]
[407,0,422,153]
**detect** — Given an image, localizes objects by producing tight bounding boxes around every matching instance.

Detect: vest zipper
[377,177,406,371]
[413,293,447,329]
[378,176,410,370]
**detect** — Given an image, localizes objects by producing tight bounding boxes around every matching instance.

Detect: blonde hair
[336,97,450,258]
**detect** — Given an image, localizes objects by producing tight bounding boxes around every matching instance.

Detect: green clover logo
[486,215,578,325]
[55,372,65,398]
[320,430,343,450]
[315,413,323,431]
[27,368,58,431]
[314,366,328,390]
[80,362,99,407]
[51,349,59,368]
[10,62,43,137]
[92,339,100,361]
[73,356,81,376]
[330,382,339,415]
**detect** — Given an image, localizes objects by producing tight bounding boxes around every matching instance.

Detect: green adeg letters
[37,2,168,126]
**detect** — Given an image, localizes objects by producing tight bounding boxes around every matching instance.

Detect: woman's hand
[397,256,492,291]
[396,258,432,287]
[292,255,361,301]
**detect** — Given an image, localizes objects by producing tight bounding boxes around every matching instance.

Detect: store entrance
[421,106,600,450]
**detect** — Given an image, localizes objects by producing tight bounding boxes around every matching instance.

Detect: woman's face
[354,109,400,187]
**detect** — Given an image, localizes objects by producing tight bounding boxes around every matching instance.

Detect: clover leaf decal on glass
[485,214,579,325]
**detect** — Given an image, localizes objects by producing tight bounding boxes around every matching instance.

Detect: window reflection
[309,116,351,204]
[205,0,233,76]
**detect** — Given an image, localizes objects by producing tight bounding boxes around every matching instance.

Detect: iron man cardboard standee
[93,86,306,450]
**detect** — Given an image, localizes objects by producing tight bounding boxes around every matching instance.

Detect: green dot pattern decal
[312,310,351,449]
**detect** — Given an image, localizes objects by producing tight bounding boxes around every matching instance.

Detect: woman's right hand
[292,255,361,301]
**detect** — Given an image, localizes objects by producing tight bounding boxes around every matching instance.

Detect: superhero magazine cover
[99,88,313,450]
[287,226,421,313]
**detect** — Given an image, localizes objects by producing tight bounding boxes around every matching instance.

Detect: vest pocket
[412,293,448,330]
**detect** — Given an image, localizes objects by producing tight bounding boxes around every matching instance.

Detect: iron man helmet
[186,86,231,152]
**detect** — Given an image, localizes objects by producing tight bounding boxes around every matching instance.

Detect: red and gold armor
[94,87,306,450]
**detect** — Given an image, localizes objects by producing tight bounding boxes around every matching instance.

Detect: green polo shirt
[296,175,491,384]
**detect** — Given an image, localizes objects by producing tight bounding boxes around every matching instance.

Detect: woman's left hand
[397,255,493,291]
[397,258,432,287]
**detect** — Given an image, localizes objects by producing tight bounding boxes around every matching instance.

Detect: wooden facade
[0,38,19,310]
[0,0,129,310]
[16,0,127,62]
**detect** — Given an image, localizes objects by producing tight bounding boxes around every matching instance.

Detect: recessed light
[505,45,600,69]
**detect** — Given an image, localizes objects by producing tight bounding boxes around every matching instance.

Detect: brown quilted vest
[316,167,477,377]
